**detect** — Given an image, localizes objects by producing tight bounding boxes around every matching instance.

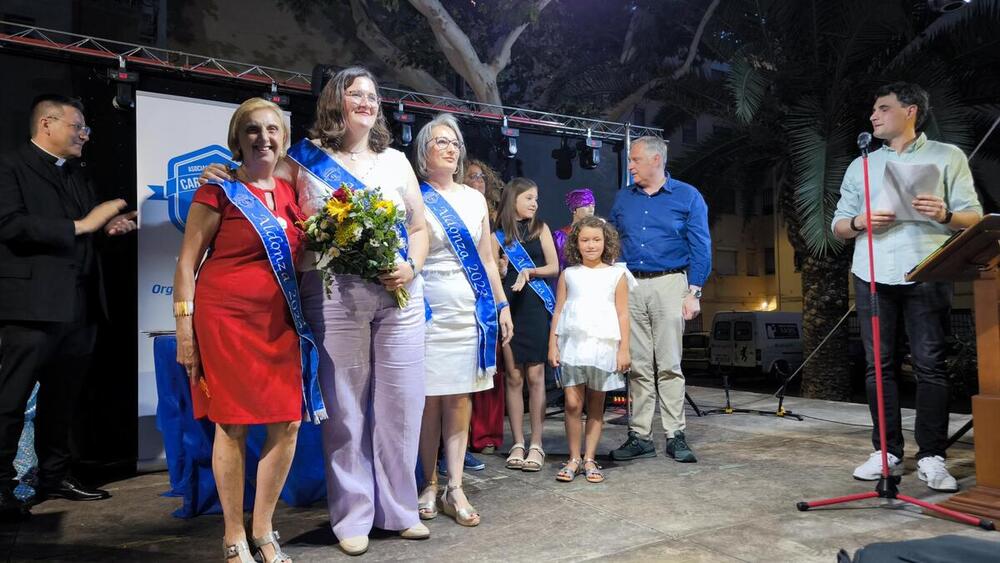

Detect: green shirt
[832,133,982,285]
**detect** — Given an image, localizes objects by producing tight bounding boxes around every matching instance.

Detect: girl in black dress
[493,178,559,472]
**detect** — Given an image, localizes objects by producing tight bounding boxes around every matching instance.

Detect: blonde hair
[227,98,290,161]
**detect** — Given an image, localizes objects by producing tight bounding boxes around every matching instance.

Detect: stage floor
[2,386,996,562]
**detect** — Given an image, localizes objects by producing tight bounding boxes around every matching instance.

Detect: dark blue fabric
[608,176,712,286]
[153,335,326,518]
[13,384,39,501]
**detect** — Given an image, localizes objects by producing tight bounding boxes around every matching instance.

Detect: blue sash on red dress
[211,179,326,424]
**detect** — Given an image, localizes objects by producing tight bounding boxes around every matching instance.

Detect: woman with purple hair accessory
[553,188,596,270]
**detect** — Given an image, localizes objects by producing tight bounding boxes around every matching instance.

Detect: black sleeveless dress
[501,220,552,364]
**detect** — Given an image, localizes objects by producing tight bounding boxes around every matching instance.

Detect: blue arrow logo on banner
[148,145,235,232]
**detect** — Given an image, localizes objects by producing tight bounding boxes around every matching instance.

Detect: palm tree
[664,0,1000,399]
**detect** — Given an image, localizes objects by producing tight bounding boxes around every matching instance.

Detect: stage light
[311,64,337,97]
[552,137,576,180]
[393,102,415,147]
[500,117,519,158]
[108,61,138,110]
[927,0,971,12]
[262,83,290,108]
[577,129,602,170]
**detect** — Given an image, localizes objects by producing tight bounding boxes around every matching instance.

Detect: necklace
[358,152,378,180]
[348,147,367,161]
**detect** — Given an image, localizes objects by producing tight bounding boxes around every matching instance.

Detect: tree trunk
[798,250,853,400]
[604,0,720,121]
[780,174,853,400]
[350,0,453,97]
[408,0,551,106]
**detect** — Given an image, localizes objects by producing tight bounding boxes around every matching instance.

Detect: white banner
[135,92,290,469]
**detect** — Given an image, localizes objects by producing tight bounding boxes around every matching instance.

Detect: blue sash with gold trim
[287,139,411,261]
[420,182,498,378]
[495,229,555,315]
[287,139,432,320]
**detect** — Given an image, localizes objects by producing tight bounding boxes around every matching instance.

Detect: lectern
[907,213,1000,521]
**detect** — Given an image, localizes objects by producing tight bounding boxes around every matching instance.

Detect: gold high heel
[438,484,480,527]
[418,479,439,520]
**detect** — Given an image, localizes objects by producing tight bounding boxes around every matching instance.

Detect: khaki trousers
[627,272,687,439]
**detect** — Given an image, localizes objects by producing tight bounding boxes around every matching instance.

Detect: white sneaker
[852,451,903,481]
[339,535,369,556]
[400,522,430,540]
[917,455,959,492]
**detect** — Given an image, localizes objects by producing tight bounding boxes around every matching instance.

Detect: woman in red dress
[173,98,302,563]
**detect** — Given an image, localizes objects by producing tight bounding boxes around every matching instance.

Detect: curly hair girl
[563,216,620,267]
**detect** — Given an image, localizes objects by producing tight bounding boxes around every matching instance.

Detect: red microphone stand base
[797,475,996,531]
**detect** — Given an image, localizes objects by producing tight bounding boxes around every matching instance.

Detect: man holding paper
[832,82,982,492]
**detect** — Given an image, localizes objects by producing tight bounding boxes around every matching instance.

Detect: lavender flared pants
[301,271,426,540]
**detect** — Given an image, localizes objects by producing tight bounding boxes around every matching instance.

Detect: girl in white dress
[548,216,634,483]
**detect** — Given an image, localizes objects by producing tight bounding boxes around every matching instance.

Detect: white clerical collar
[31,140,67,167]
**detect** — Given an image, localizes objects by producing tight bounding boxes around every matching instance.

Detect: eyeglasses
[345,91,380,105]
[46,115,91,136]
[429,137,463,152]
[467,172,485,181]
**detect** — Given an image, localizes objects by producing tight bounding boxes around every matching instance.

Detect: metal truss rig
[379,87,663,142]
[0,21,662,142]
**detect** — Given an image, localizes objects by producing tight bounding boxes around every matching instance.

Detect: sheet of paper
[873,161,942,222]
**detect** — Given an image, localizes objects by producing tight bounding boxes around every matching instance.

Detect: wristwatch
[688,288,702,299]
[938,209,953,225]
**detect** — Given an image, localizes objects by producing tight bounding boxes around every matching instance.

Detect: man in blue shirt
[832,82,982,492]
[608,136,711,463]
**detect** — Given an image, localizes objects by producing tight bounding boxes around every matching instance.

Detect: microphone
[857,132,872,156]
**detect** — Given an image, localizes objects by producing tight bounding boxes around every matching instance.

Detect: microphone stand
[770,305,855,418]
[796,134,994,530]
[702,370,803,420]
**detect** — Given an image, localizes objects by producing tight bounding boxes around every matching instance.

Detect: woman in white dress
[414,114,512,527]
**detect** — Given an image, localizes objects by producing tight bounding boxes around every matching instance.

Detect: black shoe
[0,489,30,523]
[610,430,656,461]
[665,431,697,463]
[35,478,110,502]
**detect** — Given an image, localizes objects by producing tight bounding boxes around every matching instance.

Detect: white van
[709,311,804,378]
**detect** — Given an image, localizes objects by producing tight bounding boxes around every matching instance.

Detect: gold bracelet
[173,300,195,317]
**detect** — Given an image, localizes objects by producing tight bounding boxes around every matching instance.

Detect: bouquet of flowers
[301,183,409,307]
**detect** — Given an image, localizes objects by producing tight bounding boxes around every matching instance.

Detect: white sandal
[521,446,546,472]
[505,443,526,469]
